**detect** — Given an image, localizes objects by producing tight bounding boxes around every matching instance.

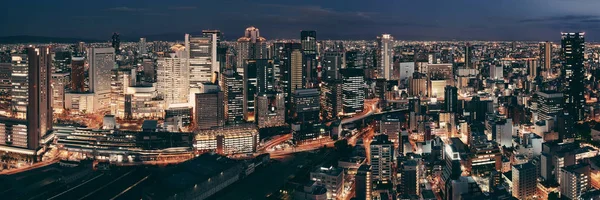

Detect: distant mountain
[0,35,104,44]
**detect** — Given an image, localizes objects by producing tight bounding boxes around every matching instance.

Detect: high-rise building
[512,163,537,199]
[400,159,419,196]
[540,41,552,76]
[89,47,115,113]
[1,47,53,157]
[341,68,365,115]
[559,163,590,200]
[301,30,317,55]
[292,88,320,123]
[465,43,472,69]
[51,72,68,114]
[111,32,120,54]
[157,44,189,108]
[243,60,259,122]
[0,63,11,114]
[380,114,402,143]
[195,91,225,130]
[320,80,342,121]
[377,34,394,80]
[236,27,267,74]
[222,70,244,125]
[370,134,394,183]
[535,91,563,121]
[70,56,85,92]
[323,51,343,81]
[355,165,372,200]
[310,166,344,199]
[255,59,275,94]
[561,32,586,122]
[139,37,147,54]
[444,85,458,113]
[185,31,221,87]
[301,31,318,86]
[256,92,285,128]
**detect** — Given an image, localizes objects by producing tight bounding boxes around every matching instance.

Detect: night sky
[2,0,600,41]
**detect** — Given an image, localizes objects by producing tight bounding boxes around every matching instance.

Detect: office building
[400,159,419,196]
[377,34,394,80]
[380,114,402,143]
[0,63,11,115]
[70,56,85,92]
[88,47,115,113]
[256,92,285,128]
[273,42,302,120]
[195,91,225,130]
[310,166,344,199]
[51,72,69,113]
[139,37,147,54]
[370,134,394,183]
[535,91,563,121]
[540,41,552,76]
[444,85,458,113]
[292,88,320,123]
[185,31,221,87]
[320,80,343,121]
[355,165,372,200]
[244,60,259,122]
[0,47,53,158]
[194,125,259,154]
[222,70,244,125]
[255,59,275,94]
[512,163,537,199]
[236,27,267,74]
[111,32,120,53]
[559,163,590,200]
[301,31,318,85]
[124,84,164,119]
[561,32,585,122]
[323,51,343,81]
[141,58,155,83]
[465,43,472,69]
[157,44,189,108]
[341,68,365,115]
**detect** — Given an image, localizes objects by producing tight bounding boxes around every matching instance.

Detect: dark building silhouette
[561,32,585,122]
[70,56,85,92]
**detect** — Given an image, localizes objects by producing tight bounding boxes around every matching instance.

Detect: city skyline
[2,0,600,41]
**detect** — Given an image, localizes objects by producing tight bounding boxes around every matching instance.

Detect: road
[0,157,60,175]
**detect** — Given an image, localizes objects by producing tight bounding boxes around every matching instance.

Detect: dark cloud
[168,6,197,10]
[519,15,600,23]
[107,7,149,12]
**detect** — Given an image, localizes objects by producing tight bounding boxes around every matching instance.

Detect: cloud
[168,6,197,10]
[107,7,148,12]
[519,15,600,23]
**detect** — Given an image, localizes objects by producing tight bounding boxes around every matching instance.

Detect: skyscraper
[559,163,590,200]
[292,88,320,123]
[256,92,285,128]
[138,38,147,55]
[300,30,317,54]
[157,44,189,108]
[111,32,120,54]
[561,32,585,122]
[1,47,53,157]
[88,47,115,112]
[243,60,260,122]
[70,56,85,92]
[195,91,225,130]
[236,27,267,75]
[540,41,552,77]
[400,159,419,196]
[512,163,537,199]
[444,85,458,113]
[535,91,563,121]
[222,70,244,125]
[341,68,365,115]
[370,134,394,183]
[301,30,318,86]
[465,43,472,69]
[255,59,275,94]
[377,34,394,80]
[185,31,221,88]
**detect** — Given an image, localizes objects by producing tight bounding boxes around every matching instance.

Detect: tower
[561,32,585,122]
[377,34,394,80]
[236,27,267,75]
